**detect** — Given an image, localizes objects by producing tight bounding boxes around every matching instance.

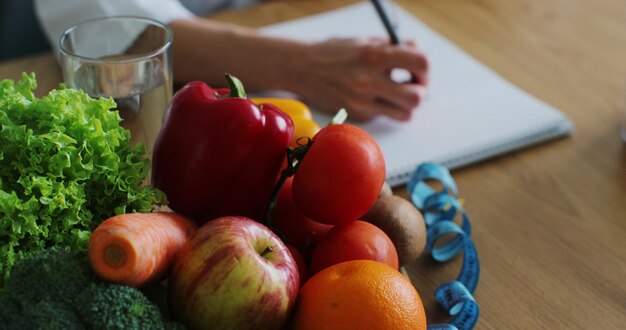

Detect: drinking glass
[59,16,173,157]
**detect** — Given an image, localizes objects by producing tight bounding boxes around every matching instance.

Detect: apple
[286,244,308,286]
[168,216,300,330]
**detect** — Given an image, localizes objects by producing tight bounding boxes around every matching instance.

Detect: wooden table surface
[1,0,625,328]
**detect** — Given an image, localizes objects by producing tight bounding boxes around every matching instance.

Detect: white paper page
[261,2,573,186]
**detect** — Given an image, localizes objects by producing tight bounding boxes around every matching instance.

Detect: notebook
[260,2,574,187]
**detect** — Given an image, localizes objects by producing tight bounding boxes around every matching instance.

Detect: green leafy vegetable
[0,73,166,286]
[1,248,183,329]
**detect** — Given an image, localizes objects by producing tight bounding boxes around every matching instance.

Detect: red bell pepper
[151,74,294,224]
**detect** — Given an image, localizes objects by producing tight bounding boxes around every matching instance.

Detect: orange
[292,260,427,330]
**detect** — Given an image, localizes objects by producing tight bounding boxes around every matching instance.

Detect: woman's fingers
[296,37,430,121]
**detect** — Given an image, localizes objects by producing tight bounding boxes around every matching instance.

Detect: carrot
[88,212,197,287]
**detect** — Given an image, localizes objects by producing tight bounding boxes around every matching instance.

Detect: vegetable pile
[0,248,182,329]
[0,73,166,286]
[0,73,435,329]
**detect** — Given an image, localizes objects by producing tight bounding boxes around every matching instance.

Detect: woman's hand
[170,18,428,121]
[289,38,429,121]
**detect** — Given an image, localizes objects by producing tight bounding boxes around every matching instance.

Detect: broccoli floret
[1,248,92,328]
[0,295,25,328]
[75,282,170,330]
[20,299,87,330]
[4,247,94,304]
[1,248,185,329]
[166,321,189,330]
[0,294,84,330]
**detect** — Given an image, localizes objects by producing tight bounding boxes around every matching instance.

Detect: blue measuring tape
[407,162,480,330]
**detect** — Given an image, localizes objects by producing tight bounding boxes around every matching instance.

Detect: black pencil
[370,0,419,83]
[370,0,400,45]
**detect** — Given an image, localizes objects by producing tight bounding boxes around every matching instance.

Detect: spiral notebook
[261,2,573,187]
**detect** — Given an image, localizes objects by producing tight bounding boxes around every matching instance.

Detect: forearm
[168,16,428,121]
[169,17,311,91]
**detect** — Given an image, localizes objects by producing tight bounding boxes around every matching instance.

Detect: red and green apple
[168,216,300,330]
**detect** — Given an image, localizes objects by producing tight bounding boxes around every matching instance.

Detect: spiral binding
[408,162,480,330]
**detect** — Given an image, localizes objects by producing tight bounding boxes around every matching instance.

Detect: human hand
[290,38,428,121]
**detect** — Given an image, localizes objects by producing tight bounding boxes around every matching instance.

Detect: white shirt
[35,0,259,50]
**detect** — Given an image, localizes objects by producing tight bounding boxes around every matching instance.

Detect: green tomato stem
[328,108,348,125]
[262,138,314,236]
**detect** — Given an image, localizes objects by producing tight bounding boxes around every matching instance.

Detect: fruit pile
[83,76,432,330]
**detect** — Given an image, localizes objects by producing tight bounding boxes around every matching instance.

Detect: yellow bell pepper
[252,98,321,147]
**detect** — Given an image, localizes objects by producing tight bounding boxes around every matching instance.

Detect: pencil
[370,0,419,83]
[370,0,400,45]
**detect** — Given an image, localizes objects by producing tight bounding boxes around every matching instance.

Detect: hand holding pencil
[370,0,423,84]
[293,37,428,121]
[288,0,428,121]
[166,0,428,122]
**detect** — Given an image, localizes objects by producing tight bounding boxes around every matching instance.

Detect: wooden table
[1,0,625,328]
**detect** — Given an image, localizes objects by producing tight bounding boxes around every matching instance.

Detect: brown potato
[361,195,427,266]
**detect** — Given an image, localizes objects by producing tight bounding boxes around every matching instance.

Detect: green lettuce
[0,73,166,286]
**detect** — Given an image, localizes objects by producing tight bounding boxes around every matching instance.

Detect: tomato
[292,124,385,225]
[272,177,333,259]
[309,220,399,275]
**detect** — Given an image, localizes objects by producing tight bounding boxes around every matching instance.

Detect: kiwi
[378,181,393,198]
[361,195,427,266]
